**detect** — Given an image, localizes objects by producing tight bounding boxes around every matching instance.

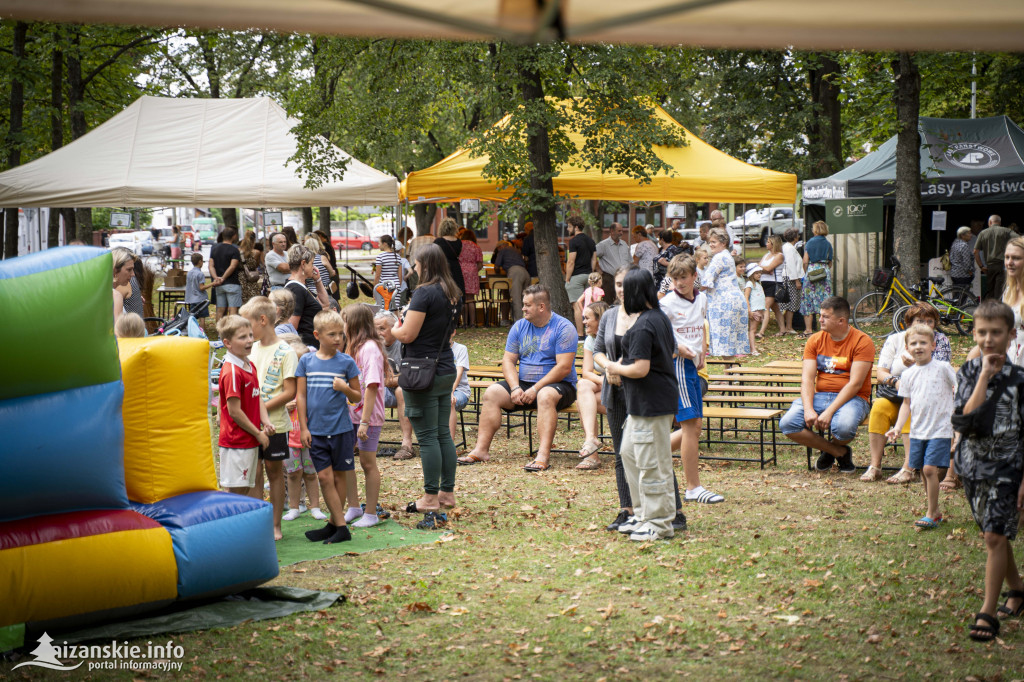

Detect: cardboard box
[164,268,186,287]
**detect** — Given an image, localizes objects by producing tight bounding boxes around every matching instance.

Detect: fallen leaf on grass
[363,646,390,658]
[866,634,883,644]
[403,602,433,613]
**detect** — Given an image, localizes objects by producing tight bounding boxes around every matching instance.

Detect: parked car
[132,231,156,254]
[108,231,143,256]
[330,228,378,251]
[728,209,771,243]
[756,207,803,246]
[192,217,219,242]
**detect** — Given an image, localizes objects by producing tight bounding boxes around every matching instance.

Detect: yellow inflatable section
[118,337,217,503]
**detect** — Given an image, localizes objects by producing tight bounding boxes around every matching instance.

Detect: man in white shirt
[593,222,630,304]
[265,233,291,290]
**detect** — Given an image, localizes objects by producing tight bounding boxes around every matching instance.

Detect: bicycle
[852,256,977,337]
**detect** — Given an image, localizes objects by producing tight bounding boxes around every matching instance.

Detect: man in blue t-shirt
[458,285,578,472]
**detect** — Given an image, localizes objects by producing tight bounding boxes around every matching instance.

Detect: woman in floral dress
[458,229,484,327]
[703,228,749,357]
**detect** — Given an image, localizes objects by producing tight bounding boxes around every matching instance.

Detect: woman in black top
[594,266,685,533]
[434,217,465,292]
[390,243,461,528]
[603,268,681,542]
[285,245,326,348]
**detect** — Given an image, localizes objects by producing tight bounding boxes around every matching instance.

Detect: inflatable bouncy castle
[0,247,278,636]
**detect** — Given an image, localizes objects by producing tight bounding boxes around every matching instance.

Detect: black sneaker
[814,452,835,471]
[836,447,857,474]
[606,509,631,532]
[362,503,392,520]
[672,511,688,532]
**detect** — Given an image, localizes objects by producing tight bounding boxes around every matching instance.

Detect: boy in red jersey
[217,315,273,494]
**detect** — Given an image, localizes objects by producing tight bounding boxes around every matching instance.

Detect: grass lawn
[8,317,1024,680]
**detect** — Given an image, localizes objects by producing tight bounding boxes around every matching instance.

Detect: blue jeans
[779,393,870,442]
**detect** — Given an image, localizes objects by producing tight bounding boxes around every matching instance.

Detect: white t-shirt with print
[659,288,707,358]
[897,359,957,439]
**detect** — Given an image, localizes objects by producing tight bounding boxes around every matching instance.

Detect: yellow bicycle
[852,256,977,337]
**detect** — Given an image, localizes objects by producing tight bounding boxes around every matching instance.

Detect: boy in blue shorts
[660,255,723,504]
[885,323,956,529]
[296,309,362,544]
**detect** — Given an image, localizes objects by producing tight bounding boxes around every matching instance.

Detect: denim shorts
[908,438,951,469]
[384,386,398,409]
[215,283,242,308]
[453,390,469,411]
[779,393,870,442]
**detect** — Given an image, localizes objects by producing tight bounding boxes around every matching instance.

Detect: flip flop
[939,475,962,492]
[914,515,942,529]
[457,453,487,466]
[405,501,439,514]
[524,459,550,472]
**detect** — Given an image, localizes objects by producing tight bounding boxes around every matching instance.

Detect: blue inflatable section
[0,245,107,279]
[132,491,278,599]
[0,381,127,521]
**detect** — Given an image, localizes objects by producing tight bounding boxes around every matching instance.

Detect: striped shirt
[376,251,403,286]
[295,350,359,436]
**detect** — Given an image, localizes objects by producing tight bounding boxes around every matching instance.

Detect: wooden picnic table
[765,360,804,369]
[726,366,803,376]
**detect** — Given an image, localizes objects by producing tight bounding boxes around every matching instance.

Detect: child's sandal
[997,590,1024,618]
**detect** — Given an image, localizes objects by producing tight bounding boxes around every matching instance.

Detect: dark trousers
[984,263,1005,300]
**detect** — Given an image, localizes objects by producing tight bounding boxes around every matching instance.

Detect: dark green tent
[804,116,1024,205]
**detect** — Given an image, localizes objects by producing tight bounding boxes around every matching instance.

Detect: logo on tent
[831,206,843,217]
[944,142,1001,170]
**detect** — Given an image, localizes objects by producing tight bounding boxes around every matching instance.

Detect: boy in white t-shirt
[659,254,723,505]
[449,329,471,445]
[886,323,957,529]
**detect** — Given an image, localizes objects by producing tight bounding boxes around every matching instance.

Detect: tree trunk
[3,22,27,259]
[518,61,570,318]
[301,207,313,236]
[684,203,697,230]
[892,52,922,280]
[318,206,331,234]
[61,208,76,241]
[808,53,843,177]
[49,30,65,248]
[412,203,437,237]
[221,208,238,230]
[67,29,94,243]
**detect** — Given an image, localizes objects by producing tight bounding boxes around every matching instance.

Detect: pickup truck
[728,206,804,246]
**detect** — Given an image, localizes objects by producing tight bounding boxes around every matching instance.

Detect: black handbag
[774,276,791,304]
[875,379,902,405]
[397,299,459,392]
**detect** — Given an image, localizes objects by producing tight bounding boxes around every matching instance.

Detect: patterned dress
[800,236,833,315]
[458,240,483,296]
[704,250,750,356]
[240,251,261,303]
[633,239,659,275]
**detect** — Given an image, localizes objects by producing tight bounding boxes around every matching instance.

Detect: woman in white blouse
[778,228,805,335]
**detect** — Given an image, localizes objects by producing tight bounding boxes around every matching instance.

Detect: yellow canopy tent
[402,103,796,205]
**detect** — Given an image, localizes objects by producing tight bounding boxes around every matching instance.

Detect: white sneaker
[282,509,301,521]
[617,516,642,534]
[352,514,380,528]
[309,508,328,521]
[629,524,673,542]
[298,504,308,514]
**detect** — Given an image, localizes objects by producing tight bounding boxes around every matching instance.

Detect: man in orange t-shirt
[779,296,875,473]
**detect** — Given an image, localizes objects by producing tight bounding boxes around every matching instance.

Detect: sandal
[578,440,601,459]
[524,459,550,472]
[416,511,448,530]
[394,446,417,461]
[405,501,439,514]
[968,612,1000,642]
[859,465,884,482]
[914,515,942,529]
[457,453,488,466]
[939,473,962,492]
[998,590,1024,618]
[886,467,917,484]
[575,455,601,470]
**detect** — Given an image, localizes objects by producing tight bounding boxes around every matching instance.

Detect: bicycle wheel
[892,304,912,333]
[940,288,978,336]
[853,291,898,337]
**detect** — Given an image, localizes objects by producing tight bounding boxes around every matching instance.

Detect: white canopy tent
[0,96,399,208]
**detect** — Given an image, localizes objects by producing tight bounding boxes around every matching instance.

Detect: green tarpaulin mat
[20,587,341,648]
[275,515,445,567]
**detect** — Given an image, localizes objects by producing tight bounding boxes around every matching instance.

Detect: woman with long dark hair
[602,268,681,542]
[593,265,686,533]
[390,244,461,529]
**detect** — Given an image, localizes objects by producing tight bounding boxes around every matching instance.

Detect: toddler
[744,263,766,354]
